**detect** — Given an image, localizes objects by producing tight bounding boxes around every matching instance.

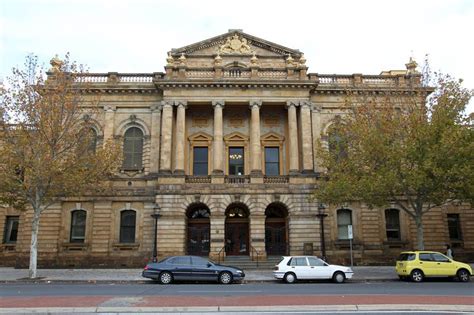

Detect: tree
[0,54,121,278]
[313,73,473,250]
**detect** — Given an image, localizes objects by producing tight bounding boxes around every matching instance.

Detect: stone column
[174,100,187,174]
[212,100,225,175]
[149,104,162,174]
[102,105,116,144]
[249,100,263,175]
[300,100,314,173]
[249,214,267,260]
[286,101,299,174]
[159,100,174,174]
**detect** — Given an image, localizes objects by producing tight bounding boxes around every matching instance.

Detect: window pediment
[224,132,248,143]
[188,132,213,143]
[261,132,284,144]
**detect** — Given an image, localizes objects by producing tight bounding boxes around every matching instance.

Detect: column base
[250,170,263,177]
[173,169,185,175]
[212,169,224,175]
[159,169,172,175]
[289,169,300,176]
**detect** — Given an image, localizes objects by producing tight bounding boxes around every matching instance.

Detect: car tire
[410,269,424,282]
[284,272,297,284]
[219,271,233,284]
[457,269,470,282]
[159,271,173,284]
[333,271,346,284]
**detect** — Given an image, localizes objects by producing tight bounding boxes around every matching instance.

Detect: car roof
[400,251,443,254]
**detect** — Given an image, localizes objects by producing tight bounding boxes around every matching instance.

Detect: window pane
[193,147,208,175]
[4,216,19,243]
[120,210,136,243]
[385,209,400,241]
[307,257,325,266]
[265,147,279,162]
[70,210,86,243]
[229,147,244,175]
[123,127,143,170]
[419,253,432,261]
[337,210,352,240]
[447,214,462,241]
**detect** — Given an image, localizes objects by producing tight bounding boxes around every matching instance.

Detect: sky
[1,0,473,112]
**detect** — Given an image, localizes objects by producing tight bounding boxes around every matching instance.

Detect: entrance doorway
[225,203,249,256]
[265,202,288,255]
[186,203,210,256]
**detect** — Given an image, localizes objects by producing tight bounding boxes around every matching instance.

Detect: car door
[431,253,456,276]
[191,256,218,281]
[307,256,332,279]
[418,253,436,276]
[168,256,193,280]
[289,257,310,279]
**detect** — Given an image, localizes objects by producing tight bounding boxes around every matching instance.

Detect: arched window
[123,127,143,170]
[120,210,136,243]
[337,209,352,240]
[385,209,401,241]
[70,210,86,243]
[87,128,98,154]
[328,129,347,161]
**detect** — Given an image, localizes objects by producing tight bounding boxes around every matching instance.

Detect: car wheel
[159,271,173,284]
[333,271,346,284]
[219,271,233,284]
[284,272,296,284]
[457,269,470,282]
[410,269,424,282]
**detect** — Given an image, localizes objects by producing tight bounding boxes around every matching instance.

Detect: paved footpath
[0,266,402,283]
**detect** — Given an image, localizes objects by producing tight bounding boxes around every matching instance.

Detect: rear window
[397,253,415,261]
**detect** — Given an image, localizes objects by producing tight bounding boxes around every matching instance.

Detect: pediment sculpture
[218,34,254,54]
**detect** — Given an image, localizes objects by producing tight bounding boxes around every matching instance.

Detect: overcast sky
[1,0,473,112]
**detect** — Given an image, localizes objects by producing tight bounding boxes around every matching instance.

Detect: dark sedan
[142,255,245,284]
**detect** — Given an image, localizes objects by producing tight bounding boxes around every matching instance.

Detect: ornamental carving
[218,34,253,54]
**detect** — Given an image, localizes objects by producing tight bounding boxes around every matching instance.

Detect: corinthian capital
[299,100,312,108]
[212,100,225,108]
[249,100,262,109]
[174,100,188,109]
[286,100,299,108]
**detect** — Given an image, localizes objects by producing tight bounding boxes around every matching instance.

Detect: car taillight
[144,265,149,270]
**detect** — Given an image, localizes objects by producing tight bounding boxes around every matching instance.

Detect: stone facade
[1,30,473,267]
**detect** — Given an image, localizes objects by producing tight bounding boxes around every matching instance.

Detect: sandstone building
[1,30,472,267]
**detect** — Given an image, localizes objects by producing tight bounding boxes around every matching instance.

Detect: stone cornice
[155,81,316,90]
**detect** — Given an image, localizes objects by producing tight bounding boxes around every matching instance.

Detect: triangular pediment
[261,132,285,142]
[224,131,248,142]
[188,132,213,142]
[170,29,301,58]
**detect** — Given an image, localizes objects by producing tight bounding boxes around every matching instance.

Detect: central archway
[186,203,210,256]
[225,202,249,256]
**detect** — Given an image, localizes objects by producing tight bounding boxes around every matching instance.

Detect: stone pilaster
[159,101,173,174]
[149,104,162,174]
[300,100,314,173]
[209,214,225,261]
[212,100,225,175]
[250,214,267,260]
[286,100,299,174]
[174,100,187,175]
[311,103,323,173]
[102,105,116,144]
[249,100,263,176]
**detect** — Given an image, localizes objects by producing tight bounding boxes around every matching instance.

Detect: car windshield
[397,253,415,261]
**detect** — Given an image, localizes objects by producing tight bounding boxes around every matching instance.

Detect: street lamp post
[316,203,328,262]
[151,203,161,263]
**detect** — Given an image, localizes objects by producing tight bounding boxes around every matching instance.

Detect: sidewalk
[0,266,400,283]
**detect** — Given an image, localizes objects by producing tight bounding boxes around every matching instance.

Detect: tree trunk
[28,209,41,279]
[414,213,424,250]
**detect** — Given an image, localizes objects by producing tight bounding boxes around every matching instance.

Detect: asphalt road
[1,281,473,297]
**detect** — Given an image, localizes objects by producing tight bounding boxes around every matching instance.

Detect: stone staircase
[219,255,282,270]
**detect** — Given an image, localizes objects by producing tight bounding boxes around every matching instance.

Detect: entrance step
[219,255,282,270]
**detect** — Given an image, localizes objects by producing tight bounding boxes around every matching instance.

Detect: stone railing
[185,70,215,78]
[223,69,251,78]
[263,176,289,184]
[257,70,287,79]
[316,74,417,87]
[74,73,155,83]
[225,175,250,184]
[185,176,212,184]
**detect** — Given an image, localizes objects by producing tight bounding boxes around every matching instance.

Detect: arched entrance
[186,203,210,256]
[225,203,249,256]
[265,202,288,255]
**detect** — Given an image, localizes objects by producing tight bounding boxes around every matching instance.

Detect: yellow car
[396,251,472,282]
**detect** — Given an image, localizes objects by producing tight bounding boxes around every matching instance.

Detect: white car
[273,256,354,283]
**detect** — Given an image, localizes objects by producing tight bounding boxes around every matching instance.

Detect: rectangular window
[385,209,401,241]
[265,147,280,175]
[337,210,352,240]
[3,216,19,244]
[447,214,462,241]
[229,147,244,175]
[193,147,208,176]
